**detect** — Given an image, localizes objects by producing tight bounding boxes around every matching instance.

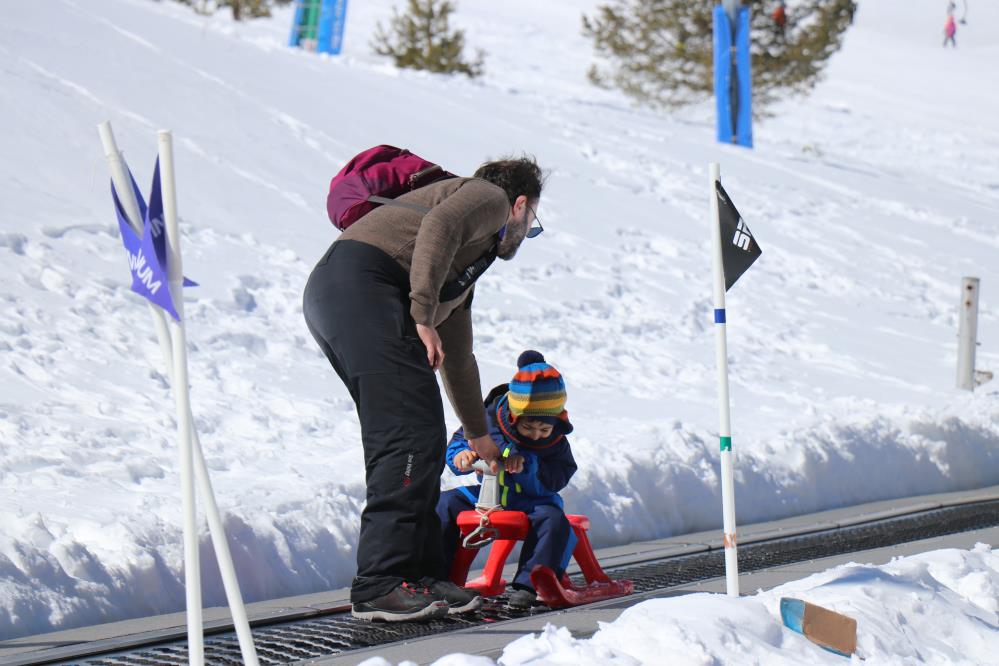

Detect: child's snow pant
[304,240,448,604]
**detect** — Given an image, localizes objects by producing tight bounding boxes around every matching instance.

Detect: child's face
[515,418,554,441]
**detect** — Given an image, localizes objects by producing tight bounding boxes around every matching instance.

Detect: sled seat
[448,510,611,597]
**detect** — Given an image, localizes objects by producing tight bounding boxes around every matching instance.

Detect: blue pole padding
[734,7,754,148]
[289,1,305,47]
[317,0,348,55]
[713,6,734,144]
[714,308,726,324]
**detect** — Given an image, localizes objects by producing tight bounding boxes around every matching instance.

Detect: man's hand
[468,435,501,473]
[503,454,525,474]
[415,323,444,371]
[454,449,478,472]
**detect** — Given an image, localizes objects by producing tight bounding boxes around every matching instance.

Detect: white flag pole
[158,129,205,665]
[190,433,260,663]
[97,122,175,368]
[98,122,259,664]
[709,162,740,597]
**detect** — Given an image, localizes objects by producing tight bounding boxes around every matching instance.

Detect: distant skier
[772,0,788,37]
[944,13,957,47]
[437,350,578,610]
[303,157,546,622]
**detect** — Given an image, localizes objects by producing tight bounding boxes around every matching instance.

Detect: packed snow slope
[1,0,999,639]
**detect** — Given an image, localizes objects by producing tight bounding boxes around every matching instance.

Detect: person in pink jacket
[944,14,957,47]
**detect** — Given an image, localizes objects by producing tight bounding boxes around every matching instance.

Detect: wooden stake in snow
[957,277,980,391]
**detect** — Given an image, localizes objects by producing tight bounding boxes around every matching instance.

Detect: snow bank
[363,544,999,665]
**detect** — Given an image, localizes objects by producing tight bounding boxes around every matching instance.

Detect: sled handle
[462,480,500,549]
[471,459,502,511]
[462,524,499,549]
[470,459,494,475]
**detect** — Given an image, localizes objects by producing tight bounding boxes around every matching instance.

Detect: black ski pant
[303,240,448,604]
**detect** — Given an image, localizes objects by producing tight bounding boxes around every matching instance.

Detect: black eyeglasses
[526,205,544,239]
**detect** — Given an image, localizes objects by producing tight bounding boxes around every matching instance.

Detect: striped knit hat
[506,350,567,422]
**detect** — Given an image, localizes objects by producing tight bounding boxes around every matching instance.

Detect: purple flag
[111,160,195,321]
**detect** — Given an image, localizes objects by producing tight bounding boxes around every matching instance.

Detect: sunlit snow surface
[373,545,998,665]
[1,0,998,644]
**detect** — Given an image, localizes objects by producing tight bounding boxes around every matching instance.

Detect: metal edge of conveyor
[0,603,352,666]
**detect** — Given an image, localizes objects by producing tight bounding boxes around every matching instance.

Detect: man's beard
[497,213,529,260]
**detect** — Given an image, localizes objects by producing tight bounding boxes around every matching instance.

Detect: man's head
[473,156,545,259]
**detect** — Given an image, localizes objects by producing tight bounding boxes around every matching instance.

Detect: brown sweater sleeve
[437,294,488,438]
[409,181,509,326]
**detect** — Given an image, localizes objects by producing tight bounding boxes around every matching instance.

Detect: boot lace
[402,581,431,595]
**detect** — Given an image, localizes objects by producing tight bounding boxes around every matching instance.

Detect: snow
[356,544,999,665]
[1,0,998,652]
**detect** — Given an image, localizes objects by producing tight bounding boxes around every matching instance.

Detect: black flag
[716,181,762,291]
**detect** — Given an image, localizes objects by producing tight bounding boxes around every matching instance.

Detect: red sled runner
[530,564,634,609]
[449,511,633,609]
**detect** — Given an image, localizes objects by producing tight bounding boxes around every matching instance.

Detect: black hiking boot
[506,585,537,610]
[351,582,448,622]
[419,577,483,615]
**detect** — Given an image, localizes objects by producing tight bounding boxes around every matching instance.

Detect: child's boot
[506,584,537,610]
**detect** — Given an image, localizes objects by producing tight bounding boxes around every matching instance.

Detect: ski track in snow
[1,0,999,640]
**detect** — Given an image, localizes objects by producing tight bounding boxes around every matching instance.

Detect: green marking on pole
[720,436,732,451]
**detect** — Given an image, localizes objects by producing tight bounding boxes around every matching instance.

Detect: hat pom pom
[517,349,546,369]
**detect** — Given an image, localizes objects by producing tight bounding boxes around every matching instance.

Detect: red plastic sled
[449,511,633,608]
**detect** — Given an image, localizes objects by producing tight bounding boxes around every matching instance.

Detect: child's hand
[503,455,525,474]
[454,449,479,472]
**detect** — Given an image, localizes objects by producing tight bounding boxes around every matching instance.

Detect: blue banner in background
[318,0,348,55]
[111,161,195,321]
[713,5,753,148]
[713,6,734,144]
[289,1,305,47]
[734,7,753,148]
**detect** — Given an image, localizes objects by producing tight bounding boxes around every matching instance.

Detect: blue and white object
[111,160,195,322]
[709,163,739,596]
[289,0,348,55]
[708,164,763,596]
[713,4,753,148]
[100,122,259,666]
[317,0,348,55]
[781,597,857,657]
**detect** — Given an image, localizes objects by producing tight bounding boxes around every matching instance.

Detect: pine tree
[162,0,210,15]
[219,0,292,21]
[162,0,292,21]
[372,0,485,78]
[582,0,856,113]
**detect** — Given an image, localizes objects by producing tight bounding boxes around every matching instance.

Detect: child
[944,13,957,47]
[436,350,578,609]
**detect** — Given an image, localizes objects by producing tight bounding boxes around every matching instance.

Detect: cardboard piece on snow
[780,597,857,657]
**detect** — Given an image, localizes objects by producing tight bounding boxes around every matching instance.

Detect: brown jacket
[337,177,509,437]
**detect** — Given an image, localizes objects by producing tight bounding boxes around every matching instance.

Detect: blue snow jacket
[445,384,577,512]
